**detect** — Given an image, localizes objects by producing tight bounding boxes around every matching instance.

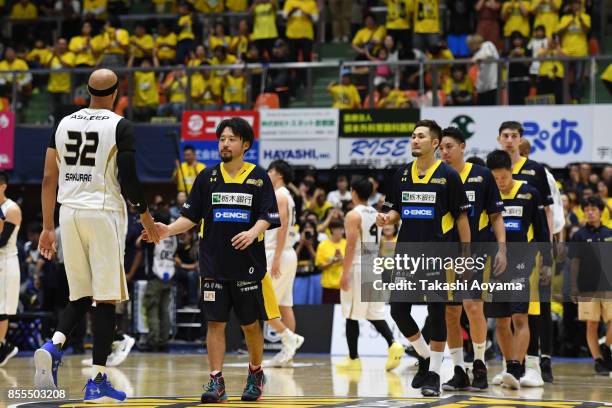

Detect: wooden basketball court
[2,353,612,407]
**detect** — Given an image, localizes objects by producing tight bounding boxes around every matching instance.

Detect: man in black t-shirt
[143,117,280,403]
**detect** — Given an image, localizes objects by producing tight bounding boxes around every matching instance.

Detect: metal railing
[1,54,611,123]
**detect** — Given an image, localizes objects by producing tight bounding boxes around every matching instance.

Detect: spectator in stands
[367,177,383,208]
[82,0,108,23]
[155,22,178,66]
[501,0,531,51]
[69,21,96,89]
[53,0,81,38]
[315,219,345,304]
[330,0,353,43]
[26,40,52,70]
[230,20,251,60]
[0,48,32,107]
[425,40,454,85]
[173,145,205,193]
[327,175,351,208]
[227,0,248,12]
[603,166,612,184]
[210,45,238,78]
[174,230,199,307]
[307,187,334,220]
[506,31,531,104]
[467,34,499,105]
[152,0,174,13]
[351,14,386,59]
[283,0,319,88]
[380,223,398,257]
[382,35,400,68]
[537,33,565,104]
[10,0,37,18]
[365,47,393,86]
[251,0,279,60]
[532,0,561,37]
[294,220,321,304]
[328,70,361,109]
[412,0,441,51]
[527,25,548,80]
[188,45,207,67]
[128,54,160,122]
[376,82,410,108]
[92,16,130,67]
[130,23,155,65]
[222,69,247,110]
[207,21,231,56]
[579,163,595,191]
[10,0,38,46]
[557,0,590,102]
[317,206,344,238]
[170,191,188,220]
[176,3,197,64]
[381,0,412,53]
[157,69,187,120]
[45,38,75,109]
[444,64,474,105]
[475,0,502,50]
[264,39,291,106]
[192,61,222,110]
[196,0,224,13]
[446,0,475,58]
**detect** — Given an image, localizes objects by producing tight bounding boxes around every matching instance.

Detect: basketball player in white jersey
[265,160,304,367]
[337,176,404,371]
[0,171,21,367]
[37,69,159,402]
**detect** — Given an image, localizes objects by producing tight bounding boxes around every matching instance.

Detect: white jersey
[265,186,297,252]
[53,108,126,212]
[353,204,380,265]
[153,236,178,281]
[0,198,19,258]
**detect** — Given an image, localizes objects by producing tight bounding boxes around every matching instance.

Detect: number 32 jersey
[50,108,131,212]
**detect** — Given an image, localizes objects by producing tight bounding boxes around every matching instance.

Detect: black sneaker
[241,367,265,401]
[501,360,521,390]
[470,359,488,391]
[411,357,430,388]
[442,365,470,391]
[405,345,419,359]
[595,358,611,376]
[600,344,612,370]
[540,356,553,383]
[421,371,440,396]
[0,342,18,367]
[201,372,228,403]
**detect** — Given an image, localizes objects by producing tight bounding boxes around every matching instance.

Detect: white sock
[473,341,486,362]
[430,351,444,374]
[410,335,430,359]
[449,347,463,367]
[501,359,507,372]
[541,354,551,360]
[52,332,66,347]
[92,365,106,380]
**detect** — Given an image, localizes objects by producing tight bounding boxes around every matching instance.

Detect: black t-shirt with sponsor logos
[180,162,280,281]
[459,163,505,242]
[512,157,554,207]
[387,160,470,243]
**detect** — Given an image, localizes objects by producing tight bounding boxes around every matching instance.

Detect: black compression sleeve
[0,222,16,248]
[116,119,147,214]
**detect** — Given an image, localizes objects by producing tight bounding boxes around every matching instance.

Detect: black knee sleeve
[346,319,359,359]
[390,302,419,338]
[427,303,447,342]
[527,313,541,356]
[539,302,553,355]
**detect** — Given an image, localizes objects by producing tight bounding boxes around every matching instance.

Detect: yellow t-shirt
[377,89,408,108]
[558,13,590,57]
[253,2,278,40]
[26,48,52,65]
[329,84,361,109]
[531,0,561,37]
[93,28,130,55]
[133,71,159,107]
[178,14,196,41]
[0,59,29,84]
[443,75,473,96]
[413,0,440,33]
[223,75,246,104]
[10,2,37,19]
[69,36,96,66]
[210,54,237,77]
[130,34,154,59]
[174,162,206,192]
[167,76,188,103]
[284,0,319,40]
[352,26,386,47]
[46,52,76,94]
[502,1,531,37]
[316,238,346,289]
[155,32,178,61]
[426,48,454,77]
[383,0,412,30]
[306,200,334,220]
[226,0,247,11]
[601,63,612,83]
[83,0,108,18]
[602,199,612,228]
[538,50,564,78]
[192,74,222,106]
[208,35,232,52]
[194,0,224,12]
[231,35,250,58]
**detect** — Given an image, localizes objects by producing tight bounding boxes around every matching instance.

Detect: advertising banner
[259,108,339,139]
[259,139,337,168]
[592,105,612,163]
[422,105,594,167]
[181,111,260,140]
[0,111,15,169]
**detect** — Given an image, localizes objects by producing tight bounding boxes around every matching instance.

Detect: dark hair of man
[441,126,466,144]
[268,160,294,184]
[414,119,442,142]
[0,170,8,185]
[350,176,373,202]
[466,156,486,167]
[581,195,605,212]
[215,117,254,151]
[498,121,524,136]
[329,219,344,231]
[183,145,195,152]
[486,149,513,171]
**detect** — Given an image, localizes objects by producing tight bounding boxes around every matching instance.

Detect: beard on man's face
[220,150,233,163]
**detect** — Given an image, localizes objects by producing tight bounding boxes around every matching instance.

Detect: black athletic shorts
[485,301,529,318]
[201,274,280,325]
